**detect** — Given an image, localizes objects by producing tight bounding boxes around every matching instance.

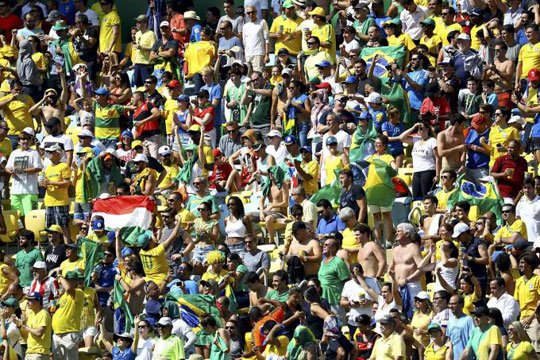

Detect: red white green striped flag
[92,195,156,246]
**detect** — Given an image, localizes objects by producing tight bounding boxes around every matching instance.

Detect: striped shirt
[29,276,60,311]
[93,102,124,140]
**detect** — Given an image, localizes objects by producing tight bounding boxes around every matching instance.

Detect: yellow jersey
[270,15,303,55]
[310,23,336,59]
[0,94,34,135]
[495,219,528,242]
[26,308,52,355]
[371,332,406,360]
[488,125,520,167]
[470,25,484,50]
[437,23,462,46]
[60,257,86,276]
[134,30,156,65]
[514,275,540,317]
[139,243,169,284]
[44,162,71,207]
[518,41,540,79]
[163,98,179,135]
[161,164,180,190]
[388,33,416,51]
[52,288,85,334]
[99,10,122,53]
[184,41,215,79]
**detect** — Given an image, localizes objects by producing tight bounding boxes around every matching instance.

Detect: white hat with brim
[184,11,200,20]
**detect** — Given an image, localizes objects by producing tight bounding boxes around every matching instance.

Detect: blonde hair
[510,321,531,343]
[201,66,214,76]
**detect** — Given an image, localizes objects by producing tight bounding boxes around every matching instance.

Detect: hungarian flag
[92,195,156,246]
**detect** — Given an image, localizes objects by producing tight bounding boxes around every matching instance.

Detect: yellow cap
[46,224,63,234]
[188,124,201,132]
[132,140,143,149]
[308,7,326,16]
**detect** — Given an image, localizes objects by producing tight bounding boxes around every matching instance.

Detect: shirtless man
[246,271,270,308]
[389,222,424,304]
[28,66,68,134]
[483,41,514,92]
[286,221,322,276]
[356,223,386,279]
[271,72,291,130]
[436,113,465,172]
[422,195,443,243]
[260,166,289,245]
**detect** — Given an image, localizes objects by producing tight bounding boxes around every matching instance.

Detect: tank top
[0,263,10,294]
[225,216,247,239]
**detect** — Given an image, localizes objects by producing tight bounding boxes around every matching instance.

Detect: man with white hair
[389,222,424,318]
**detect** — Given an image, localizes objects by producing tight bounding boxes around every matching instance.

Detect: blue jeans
[298,121,311,148]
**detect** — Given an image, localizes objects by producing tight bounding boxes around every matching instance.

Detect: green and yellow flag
[365,159,398,208]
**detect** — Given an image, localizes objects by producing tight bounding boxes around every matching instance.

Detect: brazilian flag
[360,45,407,78]
[310,168,342,206]
[113,280,134,333]
[447,176,504,222]
[365,159,398,208]
[165,293,222,333]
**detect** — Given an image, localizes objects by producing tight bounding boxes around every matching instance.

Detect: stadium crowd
[2,0,540,358]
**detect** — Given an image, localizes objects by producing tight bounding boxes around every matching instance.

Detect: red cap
[315,82,332,90]
[471,114,486,130]
[213,149,223,157]
[529,69,540,81]
[166,80,181,88]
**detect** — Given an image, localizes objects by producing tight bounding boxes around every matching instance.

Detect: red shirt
[491,154,528,199]
[134,102,160,139]
[209,162,233,187]
[0,14,23,43]
[420,96,451,130]
[194,106,215,133]
[170,14,189,49]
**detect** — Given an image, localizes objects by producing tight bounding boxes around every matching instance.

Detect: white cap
[266,130,283,138]
[98,193,111,199]
[158,145,172,156]
[457,33,471,41]
[77,129,94,138]
[159,20,170,28]
[157,317,173,326]
[22,127,35,136]
[46,144,63,153]
[452,222,470,238]
[367,92,382,104]
[33,261,46,270]
[104,148,117,157]
[508,115,525,126]
[133,154,149,163]
[414,291,430,300]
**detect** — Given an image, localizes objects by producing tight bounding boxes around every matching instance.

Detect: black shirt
[340,184,366,221]
[45,243,67,271]
[152,37,179,55]
[74,27,99,62]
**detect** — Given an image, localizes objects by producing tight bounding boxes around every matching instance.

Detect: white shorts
[369,205,392,214]
[82,326,98,338]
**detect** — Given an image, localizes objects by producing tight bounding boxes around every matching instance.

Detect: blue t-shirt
[533,114,540,138]
[382,121,404,155]
[57,0,76,24]
[403,70,429,110]
[485,93,498,107]
[287,94,309,122]
[369,108,387,132]
[190,24,202,43]
[465,128,490,169]
[447,315,475,360]
[201,83,223,126]
[95,263,117,306]
[112,346,136,360]
[317,213,346,235]
[517,29,528,46]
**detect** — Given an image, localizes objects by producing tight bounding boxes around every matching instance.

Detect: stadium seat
[0,210,20,243]
[25,209,47,241]
[398,167,414,186]
[408,201,425,227]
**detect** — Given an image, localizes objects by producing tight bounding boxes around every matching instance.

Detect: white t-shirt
[136,337,155,360]
[172,318,197,352]
[40,134,74,168]
[242,19,269,56]
[516,195,540,243]
[341,277,381,325]
[266,143,288,165]
[411,137,437,172]
[343,38,361,53]
[76,8,100,27]
[6,148,43,195]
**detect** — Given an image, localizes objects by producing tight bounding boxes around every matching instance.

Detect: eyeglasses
[193,182,202,186]
[502,210,513,214]
[440,175,448,179]
[495,112,503,116]
[227,130,236,133]
[144,81,154,85]
[197,208,207,212]
[105,253,114,257]
[139,325,148,329]
[81,226,89,230]
[288,86,296,90]
[479,110,487,114]
[225,326,236,329]
[227,203,235,207]
[246,10,255,14]
[411,57,420,61]
[441,12,449,15]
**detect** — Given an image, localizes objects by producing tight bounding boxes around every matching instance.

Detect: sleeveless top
[225,216,247,239]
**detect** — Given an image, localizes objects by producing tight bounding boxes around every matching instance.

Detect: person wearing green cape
[286,323,318,360]
[174,125,205,195]
[350,111,378,163]
[260,166,289,245]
